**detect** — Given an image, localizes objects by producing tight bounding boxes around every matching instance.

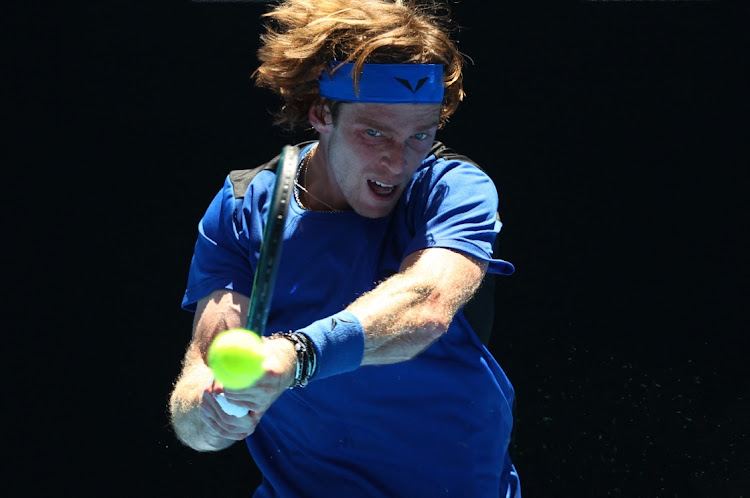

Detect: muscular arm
[348,247,488,365]
[169,247,486,451]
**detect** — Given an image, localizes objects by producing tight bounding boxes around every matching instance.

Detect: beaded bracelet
[270,331,318,389]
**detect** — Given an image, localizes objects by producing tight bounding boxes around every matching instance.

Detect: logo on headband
[319,62,444,104]
[395,77,430,94]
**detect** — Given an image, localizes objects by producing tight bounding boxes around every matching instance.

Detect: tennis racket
[246,144,299,331]
[214,144,300,416]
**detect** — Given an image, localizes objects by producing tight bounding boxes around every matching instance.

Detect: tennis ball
[207,329,266,390]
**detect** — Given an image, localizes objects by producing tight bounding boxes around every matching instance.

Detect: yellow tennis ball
[207,329,266,390]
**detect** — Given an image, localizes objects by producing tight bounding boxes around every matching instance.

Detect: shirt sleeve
[180,175,257,311]
[405,160,515,276]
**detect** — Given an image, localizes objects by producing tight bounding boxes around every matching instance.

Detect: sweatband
[319,62,444,104]
[297,310,365,380]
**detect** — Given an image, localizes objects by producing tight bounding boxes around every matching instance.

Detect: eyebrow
[357,115,440,133]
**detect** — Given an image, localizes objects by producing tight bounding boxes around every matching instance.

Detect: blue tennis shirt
[182,143,521,497]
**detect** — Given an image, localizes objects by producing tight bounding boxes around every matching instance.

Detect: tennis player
[169,1,521,496]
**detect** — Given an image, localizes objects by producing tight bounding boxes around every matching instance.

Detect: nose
[380,141,407,175]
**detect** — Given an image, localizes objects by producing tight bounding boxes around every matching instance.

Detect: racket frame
[246,145,300,333]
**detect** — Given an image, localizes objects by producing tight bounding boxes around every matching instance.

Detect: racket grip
[215,392,250,417]
[206,376,251,417]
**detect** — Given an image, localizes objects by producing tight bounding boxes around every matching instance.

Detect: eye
[366,129,382,137]
[413,132,429,140]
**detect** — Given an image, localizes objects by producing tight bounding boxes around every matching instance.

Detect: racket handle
[215,392,250,417]
[205,376,251,417]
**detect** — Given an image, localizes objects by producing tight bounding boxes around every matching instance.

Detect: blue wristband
[297,311,365,381]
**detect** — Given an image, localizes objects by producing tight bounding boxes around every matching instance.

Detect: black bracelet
[270,331,318,389]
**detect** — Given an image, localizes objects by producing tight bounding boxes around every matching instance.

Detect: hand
[200,336,297,439]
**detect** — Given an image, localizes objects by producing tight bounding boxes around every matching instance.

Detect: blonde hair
[252,0,465,130]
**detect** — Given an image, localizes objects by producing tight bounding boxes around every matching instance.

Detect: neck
[297,146,343,213]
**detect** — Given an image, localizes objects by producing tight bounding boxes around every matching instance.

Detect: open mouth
[367,179,396,197]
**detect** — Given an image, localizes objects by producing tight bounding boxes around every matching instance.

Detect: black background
[12,0,748,496]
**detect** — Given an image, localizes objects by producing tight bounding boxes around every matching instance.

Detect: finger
[248,409,266,427]
[200,409,254,441]
[220,389,267,412]
[201,390,258,439]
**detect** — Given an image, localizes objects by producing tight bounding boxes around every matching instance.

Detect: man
[169,1,521,496]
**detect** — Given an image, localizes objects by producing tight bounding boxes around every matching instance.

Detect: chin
[355,204,395,219]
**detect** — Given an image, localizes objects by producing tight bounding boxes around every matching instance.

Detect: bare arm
[169,247,486,451]
[168,290,296,451]
[348,247,488,365]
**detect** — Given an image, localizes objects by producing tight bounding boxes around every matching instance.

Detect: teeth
[372,180,394,188]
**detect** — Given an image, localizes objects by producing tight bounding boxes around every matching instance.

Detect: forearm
[169,290,250,451]
[347,248,486,366]
[169,347,235,451]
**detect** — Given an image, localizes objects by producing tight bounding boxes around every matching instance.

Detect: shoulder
[408,142,497,205]
[427,141,481,169]
[228,155,280,200]
[228,142,315,200]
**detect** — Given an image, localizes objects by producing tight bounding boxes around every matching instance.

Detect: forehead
[337,102,441,130]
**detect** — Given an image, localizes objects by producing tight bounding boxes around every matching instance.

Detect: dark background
[14,0,748,496]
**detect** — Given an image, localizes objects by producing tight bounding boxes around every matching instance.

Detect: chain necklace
[294,148,344,213]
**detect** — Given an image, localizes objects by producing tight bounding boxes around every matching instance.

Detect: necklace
[294,148,344,213]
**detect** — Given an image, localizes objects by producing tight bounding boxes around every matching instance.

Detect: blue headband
[318,62,444,104]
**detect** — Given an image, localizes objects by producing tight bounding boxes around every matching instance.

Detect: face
[313,102,441,219]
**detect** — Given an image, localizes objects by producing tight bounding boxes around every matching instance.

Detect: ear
[308,99,333,134]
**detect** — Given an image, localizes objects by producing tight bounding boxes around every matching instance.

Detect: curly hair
[252,0,466,130]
